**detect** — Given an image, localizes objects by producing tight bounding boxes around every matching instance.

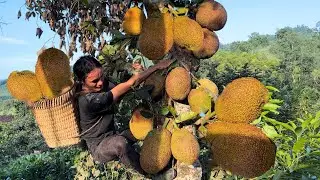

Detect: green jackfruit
[188,88,211,114]
[197,78,219,101]
[171,128,200,165]
[138,12,173,60]
[35,48,73,99]
[173,16,204,51]
[215,77,269,123]
[165,67,191,100]
[193,28,219,59]
[129,108,153,140]
[7,70,43,102]
[122,6,145,35]
[205,122,276,178]
[140,129,172,174]
[196,1,227,31]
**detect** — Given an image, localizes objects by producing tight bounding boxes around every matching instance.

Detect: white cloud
[0,36,27,45]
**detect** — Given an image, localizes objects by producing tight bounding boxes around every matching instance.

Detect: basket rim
[31,85,76,109]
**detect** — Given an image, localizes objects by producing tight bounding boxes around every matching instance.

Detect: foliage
[73,151,146,180]
[0,147,81,180]
[0,100,48,167]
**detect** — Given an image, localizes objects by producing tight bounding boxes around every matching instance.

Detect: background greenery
[0,25,319,179]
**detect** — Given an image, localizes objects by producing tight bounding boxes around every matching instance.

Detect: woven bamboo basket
[31,86,81,148]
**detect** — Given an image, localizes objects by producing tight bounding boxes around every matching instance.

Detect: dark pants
[92,133,143,174]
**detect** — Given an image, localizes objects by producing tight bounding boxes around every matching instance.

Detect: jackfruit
[171,128,200,165]
[215,77,269,123]
[197,78,219,101]
[205,122,276,178]
[7,70,43,102]
[122,7,145,35]
[144,71,165,97]
[193,28,219,59]
[173,16,204,51]
[165,67,191,100]
[138,12,173,60]
[188,88,211,114]
[196,1,227,31]
[35,48,73,99]
[140,129,172,174]
[129,108,153,140]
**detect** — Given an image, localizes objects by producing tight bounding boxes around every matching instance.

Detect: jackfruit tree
[16,0,288,179]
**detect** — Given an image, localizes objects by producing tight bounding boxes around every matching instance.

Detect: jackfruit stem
[162,118,170,129]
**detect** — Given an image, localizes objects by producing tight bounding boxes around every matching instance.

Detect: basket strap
[75,116,103,138]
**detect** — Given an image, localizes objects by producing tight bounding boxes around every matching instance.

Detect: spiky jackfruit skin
[171,128,200,165]
[188,88,211,114]
[193,28,219,59]
[165,67,191,100]
[140,129,172,174]
[198,78,219,101]
[7,70,43,102]
[196,1,227,31]
[173,16,204,51]
[215,77,269,123]
[35,48,73,99]
[129,108,153,140]
[144,71,165,97]
[122,7,145,35]
[138,12,173,60]
[205,122,276,178]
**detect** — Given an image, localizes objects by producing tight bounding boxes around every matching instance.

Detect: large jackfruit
[205,122,276,178]
[197,78,219,101]
[144,71,165,98]
[140,129,172,174]
[193,28,219,59]
[138,12,173,60]
[171,128,200,165]
[129,108,153,140]
[188,88,211,114]
[7,70,43,102]
[35,48,73,99]
[173,16,204,52]
[122,7,145,35]
[215,77,269,123]
[165,67,191,100]
[196,1,227,31]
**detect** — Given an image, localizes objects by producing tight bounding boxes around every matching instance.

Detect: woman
[73,55,173,174]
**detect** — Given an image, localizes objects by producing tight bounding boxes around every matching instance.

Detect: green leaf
[168,105,177,117]
[294,127,303,137]
[251,116,261,125]
[263,103,281,111]
[293,138,307,153]
[263,124,280,139]
[263,117,295,132]
[175,111,198,123]
[266,85,280,92]
[82,0,89,6]
[268,99,283,104]
[160,107,169,116]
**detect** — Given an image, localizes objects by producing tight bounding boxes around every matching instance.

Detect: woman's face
[83,67,104,92]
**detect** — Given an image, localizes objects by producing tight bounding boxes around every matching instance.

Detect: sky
[0,0,319,80]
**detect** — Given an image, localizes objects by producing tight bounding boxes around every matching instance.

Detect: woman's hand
[154,59,175,70]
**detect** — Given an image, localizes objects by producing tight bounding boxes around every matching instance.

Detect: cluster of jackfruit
[199,77,276,178]
[139,127,200,174]
[122,0,227,61]
[7,48,73,102]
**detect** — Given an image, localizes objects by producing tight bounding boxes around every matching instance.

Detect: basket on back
[31,86,81,148]
[7,47,80,148]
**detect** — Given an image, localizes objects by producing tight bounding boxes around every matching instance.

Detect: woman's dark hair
[73,55,102,83]
[73,56,102,94]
